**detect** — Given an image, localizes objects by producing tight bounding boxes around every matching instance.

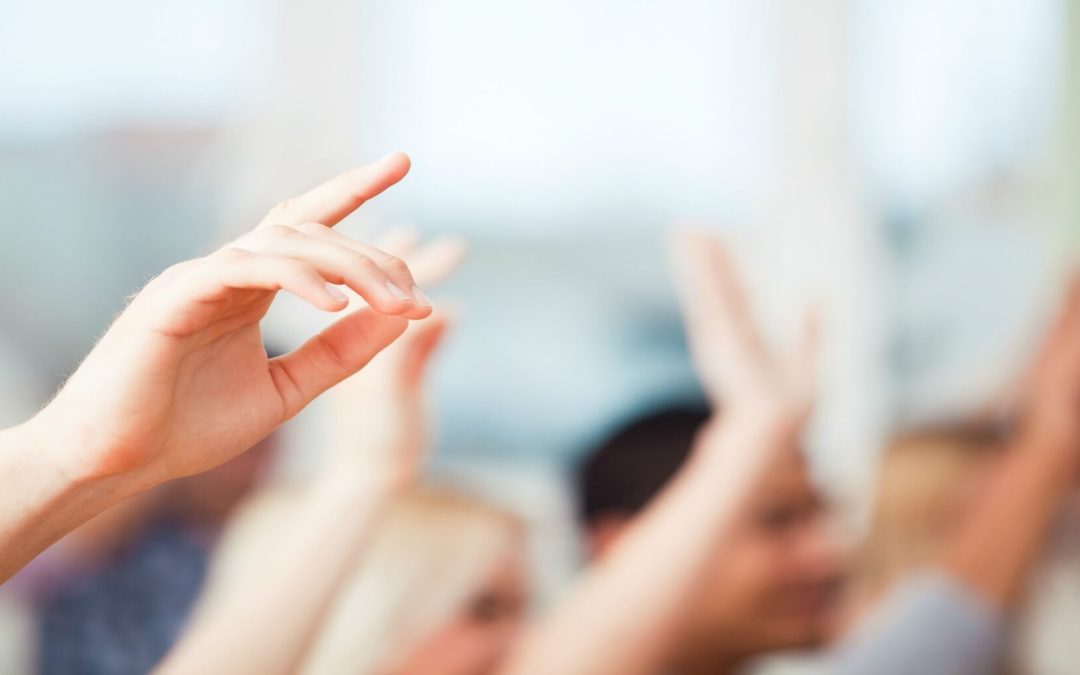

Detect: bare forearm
[502,415,790,675]
[0,421,137,582]
[158,474,393,675]
[940,433,1079,608]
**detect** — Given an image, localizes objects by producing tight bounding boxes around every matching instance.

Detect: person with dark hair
[576,403,842,672]
[578,407,708,530]
[503,230,841,675]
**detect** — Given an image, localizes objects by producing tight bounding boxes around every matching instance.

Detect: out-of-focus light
[0,0,270,137]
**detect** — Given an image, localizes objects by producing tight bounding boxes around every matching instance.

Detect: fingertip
[431,303,461,324]
[365,311,410,354]
[433,235,468,263]
[407,303,435,320]
[668,225,708,263]
[377,224,422,256]
[373,298,414,317]
[385,312,411,339]
[425,312,453,345]
[375,151,411,179]
[411,284,432,307]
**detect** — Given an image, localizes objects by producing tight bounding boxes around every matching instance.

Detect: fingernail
[385,281,411,301]
[324,283,348,302]
[412,286,432,307]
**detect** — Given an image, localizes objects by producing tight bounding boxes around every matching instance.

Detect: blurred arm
[937,430,1078,608]
[501,413,798,675]
[937,279,1080,606]
[825,437,1070,675]
[501,229,818,675]
[828,278,1080,675]
[826,445,1063,675]
[156,472,395,675]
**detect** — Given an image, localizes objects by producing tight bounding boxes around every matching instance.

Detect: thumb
[269,308,409,418]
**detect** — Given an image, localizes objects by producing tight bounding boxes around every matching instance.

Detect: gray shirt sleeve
[825,570,1006,675]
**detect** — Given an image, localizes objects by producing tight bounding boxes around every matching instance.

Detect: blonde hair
[853,426,1003,601]
[198,484,524,675]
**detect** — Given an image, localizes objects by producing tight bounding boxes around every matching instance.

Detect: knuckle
[265,223,300,240]
[288,259,320,280]
[296,221,330,236]
[382,255,410,276]
[269,198,293,217]
[351,254,381,274]
[212,246,250,263]
[340,254,383,281]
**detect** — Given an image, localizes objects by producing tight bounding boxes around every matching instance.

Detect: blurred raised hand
[671,228,819,429]
[501,229,822,675]
[325,229,466,488]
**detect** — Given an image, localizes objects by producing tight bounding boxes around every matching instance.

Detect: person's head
[848,424,1004,613]
[305,486,529,675]
[577,406,843,666]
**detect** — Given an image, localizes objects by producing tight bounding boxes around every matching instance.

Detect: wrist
[722,401,807,443]
[6,415,81,491]
[19,408,149,499]
[28,396,164,493]
[22,405,107,487]
[0,420,137,580]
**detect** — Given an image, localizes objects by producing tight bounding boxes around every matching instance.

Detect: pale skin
[156,233,465,675]
[936,278,1080,609]
[499,228,819,675]
[0,152,430,583]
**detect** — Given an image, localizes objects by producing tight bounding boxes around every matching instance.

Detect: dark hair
[577,406,710,523]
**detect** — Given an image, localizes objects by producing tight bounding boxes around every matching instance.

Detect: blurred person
[502,229,827,675]
[841,426,1004,625]
[303,487,526,675]
[14,434,278,675]
[503,229,1080,675]
[156,232,528,675]
[201,484,527,675]
[820,317,1080,675]
[841,424,1080,675]
[577,405,843,671]
[0,153,432,583]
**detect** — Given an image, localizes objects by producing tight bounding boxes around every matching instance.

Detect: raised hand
[500,230,822,675]
[29,153,431,491]
[670,228,819,427]
[156,234,462,675]
[325,230,466,488]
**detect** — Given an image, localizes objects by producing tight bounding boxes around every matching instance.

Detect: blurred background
[0,0,1077,672]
